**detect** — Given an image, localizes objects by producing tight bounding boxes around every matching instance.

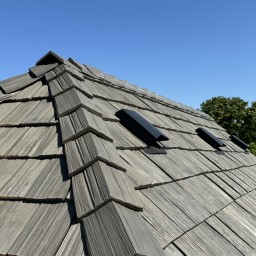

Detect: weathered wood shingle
[1,51,256,256]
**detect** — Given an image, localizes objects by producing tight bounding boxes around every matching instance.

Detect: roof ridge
[67,56,213,121]
[83,63,212,120]
[45,62,165,255]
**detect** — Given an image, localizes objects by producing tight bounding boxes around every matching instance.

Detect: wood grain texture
[0,126,62,157]
[106,121,146,148]
[73,161,141,218]
[174,222,243,256]
[55,223,87,256]
[82,201,164,256]
[49,72,92,98]
[164,244,185,256]
[0,99,56,126]
[29,63,58,77]
[45,64,84,82]
[65,132,125,176]
[206,215,255,255]
[119,149,172,187]
[206,173,240,200]
[0,72,42,93]
[1,80,49,101]
[147,149,219,180]
[216,202,256,249]
[60,107,112,143]
[8,202,75,256]
[137,191,183,247]
[0,158,69,200]
[54,87,101,117]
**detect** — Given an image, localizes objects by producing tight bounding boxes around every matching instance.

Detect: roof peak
[36,51,64,65]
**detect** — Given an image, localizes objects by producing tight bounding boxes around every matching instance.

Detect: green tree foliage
[200,97,256,155]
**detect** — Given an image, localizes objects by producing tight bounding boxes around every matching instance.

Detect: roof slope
[0,51,256,255]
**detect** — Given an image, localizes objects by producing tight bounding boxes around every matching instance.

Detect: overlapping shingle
[72,161,142,219]
[29,63,58,77]
[0,99,56,126]
[60,107,112,143]
[49,73,93,98]
[54,87,101,117]
[82,201,165,256]
[8,202,75,256]
[1,51,256,256]
[0,72,42,93]
[0,126,62,157]
[0,158,69,200]
[55,223,87,256]
[65,132,125,176]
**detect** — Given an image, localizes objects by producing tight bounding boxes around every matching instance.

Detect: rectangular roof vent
[196,127,226,150]
[230,135,248,150]
[116,109,168,147]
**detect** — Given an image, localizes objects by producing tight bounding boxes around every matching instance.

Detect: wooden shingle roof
[0,51,256,256]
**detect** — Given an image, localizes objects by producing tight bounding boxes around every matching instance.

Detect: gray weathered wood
[0,201,38,254]
[225,170,253,192]
[65,132,125,176]
[119,149,172,187]
[0,158,69,200]
[147,149,217,180]
[8,202,75,256]
[174,222,243,256]
[200,151,237,170]
[206,173,240,199]
[178,175,232,214]
[144,182,211,226]
[0,126,62,157]
[60,107,112,143]
[106,121,145,148]
[236,190,256,217]
[216,202,256,249]
[207,215,255,255]
[29,63,58,77]
[54,88,101,117]
[137,191,184,247]
[164,244,185,256]
[216,172,247,196]
[0,99,56,126]
[0,73,42,93]
[82,201,165,256]
[5,81,49,101]
[49,72,92,98]
[55,223,87,256]
[235,166,256,189]
[142,186,196,232]
[72,161,142,219]
[93,97,119,121]
[68,58,94,76]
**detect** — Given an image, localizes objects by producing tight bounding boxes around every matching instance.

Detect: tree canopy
[200,96,256,155]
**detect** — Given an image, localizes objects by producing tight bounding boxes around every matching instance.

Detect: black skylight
[230,135,248,150]
[196,127,226,150]
[116,109,168,153]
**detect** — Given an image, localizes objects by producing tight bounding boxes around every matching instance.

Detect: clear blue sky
[0,0,255,109]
